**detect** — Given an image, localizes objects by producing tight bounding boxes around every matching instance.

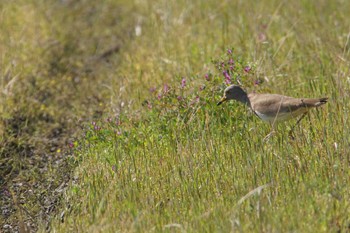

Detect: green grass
[49,0,350,232]
[51,73,349,231]
[1,0,349,232]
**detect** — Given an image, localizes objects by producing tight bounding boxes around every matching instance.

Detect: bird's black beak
[217,96,227,106]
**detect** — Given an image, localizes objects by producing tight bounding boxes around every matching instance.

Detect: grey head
[217,85,249,106]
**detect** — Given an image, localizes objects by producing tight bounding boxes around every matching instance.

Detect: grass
[49,0,350,232]
[1,0,350,232]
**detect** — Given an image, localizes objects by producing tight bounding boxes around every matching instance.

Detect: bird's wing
[248,94,306,116]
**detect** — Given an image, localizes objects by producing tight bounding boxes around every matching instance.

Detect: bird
[217,85,328,139]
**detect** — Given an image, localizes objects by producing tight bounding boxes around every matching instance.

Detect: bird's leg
[264,99,282,142]
[289,112,307,138]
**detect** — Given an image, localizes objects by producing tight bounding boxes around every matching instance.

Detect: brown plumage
[217,85,328,124]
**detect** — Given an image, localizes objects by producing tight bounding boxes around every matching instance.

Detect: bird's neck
[235,93,250,106]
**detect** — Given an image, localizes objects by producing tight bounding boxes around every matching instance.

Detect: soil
[0,35,127,233]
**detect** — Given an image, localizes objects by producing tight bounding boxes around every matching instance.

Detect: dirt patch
[0,1,134,231]
[0,112,76,232]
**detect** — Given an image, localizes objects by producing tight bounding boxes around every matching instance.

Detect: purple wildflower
[229,65,234,71]
[157,93,162,100]
[163,84,170,93]
[258,32,267,42]
[204,73,210,81]
[177,96,183,101]
[244,66,251,73]
[228,58,234,64]
[94,125,101,130]
[190,96,200,106]
[149,87,156,93]
[199,85,205,91]
[68,142,74,148]
[92,121,96,126]
[227,49,232,54]
[147,101,152,109]
[194,96,200,104]
[223,70,231,84]
[181,78,186,88]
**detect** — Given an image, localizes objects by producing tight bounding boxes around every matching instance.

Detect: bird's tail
[315,97,328,106]
[302,97,328,107]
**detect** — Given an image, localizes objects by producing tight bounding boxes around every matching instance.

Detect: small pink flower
[227,49,232,54]
[194,96,200,103]
[92,121,96,126]
[181,78,186,88]
[223,71,231,84]
[190,96,200,106]
[204,73,210,81]
[94,125,101,130]
[163,84,170,93]
[157,94,162,100]
[244,66,251,73]
[258,32,267,42]
[68,142,74,148]
[228,58,234,64]
[199,85,205,91]
[254,80,261,86]
[149,87,156,93]
[177,96,183,101]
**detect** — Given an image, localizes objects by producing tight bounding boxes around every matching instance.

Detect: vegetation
[1,0,349,232]
[0,0,135,231]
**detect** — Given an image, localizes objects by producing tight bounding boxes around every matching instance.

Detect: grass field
[1,0,350,232]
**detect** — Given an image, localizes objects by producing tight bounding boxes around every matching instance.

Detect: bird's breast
[253,111,277,123]
[253,108,307,123]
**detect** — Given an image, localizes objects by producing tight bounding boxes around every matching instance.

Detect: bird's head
[217,85,248,106]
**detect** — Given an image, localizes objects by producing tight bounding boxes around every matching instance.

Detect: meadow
[1,0,350,232]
